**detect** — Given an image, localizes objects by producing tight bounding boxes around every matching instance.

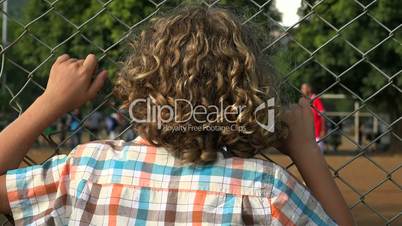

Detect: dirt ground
[1,146,401,226]
[270,154,402,226]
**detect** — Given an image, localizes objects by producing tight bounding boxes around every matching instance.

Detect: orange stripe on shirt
[192,190,207,226]
[58,163,71,206]
[139,146,157,187]
[230,158,244,194]
[8,180,58,203]
[270,191,293,226]
[108,184,124,226]
[135,136,152,146]
[271,203,295,226]
[231,158,245,170]
[7,161,72,203]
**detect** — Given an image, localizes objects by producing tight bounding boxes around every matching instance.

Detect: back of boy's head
[114,4,287,164]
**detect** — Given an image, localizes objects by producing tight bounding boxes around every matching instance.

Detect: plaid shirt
[6,136,337,225]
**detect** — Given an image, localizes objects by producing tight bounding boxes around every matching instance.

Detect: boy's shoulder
[70,138,294,178]
[77,139,132,150]
[63,138,313,200]
[68,138,302,190]
[68,139,143,162]
[71,136,147,154]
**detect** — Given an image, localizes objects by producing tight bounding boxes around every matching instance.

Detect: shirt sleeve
[313,97,325,113]
[270,164,337,226]
[6,153,72,225]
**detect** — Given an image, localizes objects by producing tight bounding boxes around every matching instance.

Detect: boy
[0,6,354,225]
[301,83,326,152]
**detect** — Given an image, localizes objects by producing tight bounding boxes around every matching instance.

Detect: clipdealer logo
[128,97,275,132]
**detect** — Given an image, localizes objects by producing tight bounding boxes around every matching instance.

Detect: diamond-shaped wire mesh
[0,0,401,225]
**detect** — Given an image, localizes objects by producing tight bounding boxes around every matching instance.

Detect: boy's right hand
[40,54,108,116]
[281,97,320,157]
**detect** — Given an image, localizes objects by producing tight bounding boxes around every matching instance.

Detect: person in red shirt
[301,83,327,152]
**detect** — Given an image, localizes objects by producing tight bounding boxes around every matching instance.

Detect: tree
[285,0,401,151]
[3,0,280,109]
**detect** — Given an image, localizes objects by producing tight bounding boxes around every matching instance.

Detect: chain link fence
[0,0,401,225]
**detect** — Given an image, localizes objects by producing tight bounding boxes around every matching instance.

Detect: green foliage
[2,0,399,117]
[287,0,401,116]
[14,0,155,74]
[3,0,159,107]
[11,0,280,75]
[2,0,281,108]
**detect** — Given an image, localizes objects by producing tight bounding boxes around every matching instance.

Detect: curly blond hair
[114,5,287,164]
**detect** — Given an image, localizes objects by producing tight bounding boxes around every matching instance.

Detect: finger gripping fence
[0,0,401,225]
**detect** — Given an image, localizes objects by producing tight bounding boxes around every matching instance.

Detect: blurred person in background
[301,83,327,152]
[105,112,119,139]
[37,123,57,146]
[66,108,82,148]
[327,116,342,152]
[56,114,68,144]
[118,109,136,141]
[85,110,103,140]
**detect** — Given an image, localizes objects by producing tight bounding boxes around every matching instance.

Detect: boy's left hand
[280,97,318,157]
[40,54,108,116]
